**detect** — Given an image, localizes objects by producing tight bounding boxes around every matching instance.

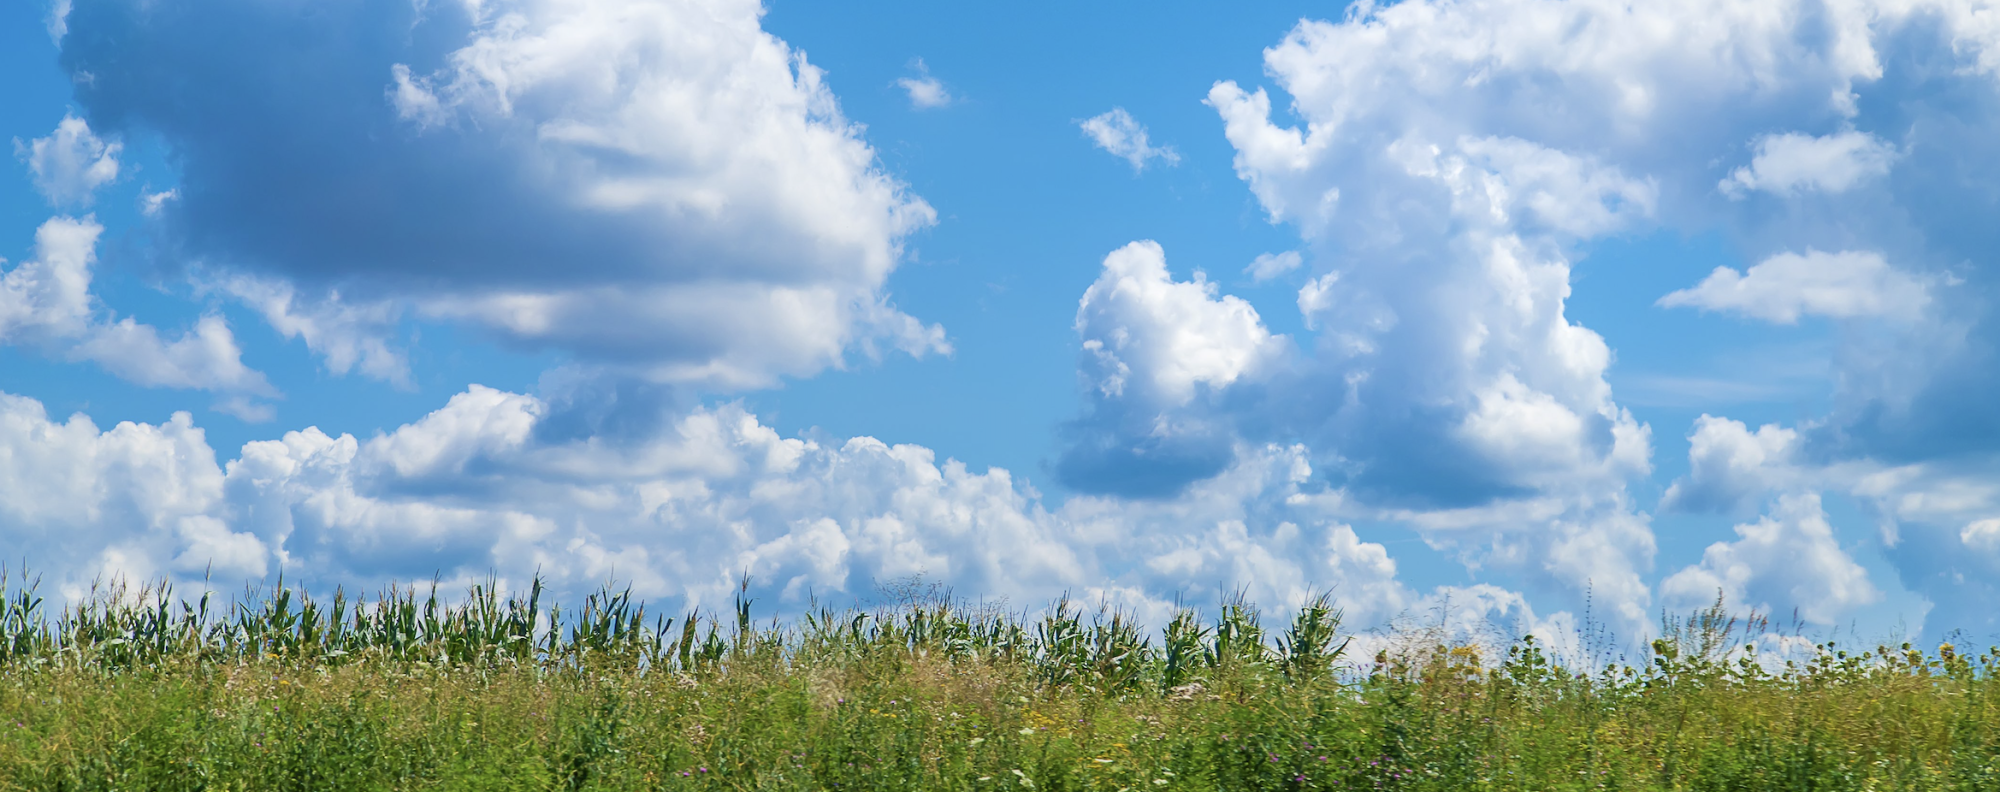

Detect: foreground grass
[0,577,1994,790]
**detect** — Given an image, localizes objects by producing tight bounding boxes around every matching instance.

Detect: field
[0,575,1994,791]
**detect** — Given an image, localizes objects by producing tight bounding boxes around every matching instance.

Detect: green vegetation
[0,573,1995,790]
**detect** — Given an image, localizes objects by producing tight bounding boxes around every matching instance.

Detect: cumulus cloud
[1079,109,1180,171]
[63,0,942,389]
[1167,0,1986,631]
[0,394,239,589]
[0,382,1553,642]
[1059,242,1285,497]
[1650,412,2000,637]
[1660,493,1879,625]
[1659,250,1933,324]
[1719,130,1898,198]
[896,59,951,109]
[12,114,120,207]
[33,0,2000,649]
[1074,242,1280,406]
[0,217,273,405]
[1174,0,2000,638]
[1661,415,1802,514]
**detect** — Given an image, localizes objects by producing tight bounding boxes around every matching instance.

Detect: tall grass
[0,571,1995,790]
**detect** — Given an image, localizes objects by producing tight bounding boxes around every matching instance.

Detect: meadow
[0,573,1993,791]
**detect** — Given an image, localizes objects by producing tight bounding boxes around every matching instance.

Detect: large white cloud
[64,0,942,389]
[1198,40,1672,628]
[33,0,2000,649]
[0,382,1568,641]
[1178,0,2000,640]
[1059,242,1288,499]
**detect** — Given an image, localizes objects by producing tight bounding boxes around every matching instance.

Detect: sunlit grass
[0,573,1993,790]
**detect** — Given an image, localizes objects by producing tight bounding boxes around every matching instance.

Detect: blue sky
[4,0,1998,651]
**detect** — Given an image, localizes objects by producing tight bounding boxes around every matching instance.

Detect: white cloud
[74,315,274,396]
[0,217,274,402]
[896,59,951,109]
[1080,108,1180,171]
[0,217,94,340]
[0,376,1653,651]
[46,0,70,42]
[1197,0,1830,632]
[1388,136,1657,239]
[0,395,233,589]
[1720,130,1898,198]
[387,0,945,386]
[1077,0,2000,641]
[13,115,121,207]
[216,276,409,386]
[0,382,1485,632]
[1658,250,1932,324]
[68,0,943,390]
[1246,251,1302,282]
[1962,518,2000,553]
[1062,240,1659,635]
[1075,241,1282,405]
[1296,272,1338,328]
[139,188,178,217]
[1661,415,1801,514]
[1660,493,1879,625]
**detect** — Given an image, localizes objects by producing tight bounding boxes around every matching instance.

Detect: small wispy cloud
[897,58,951,110]
[1246,251,1302,282]
[1079,108,1178,171]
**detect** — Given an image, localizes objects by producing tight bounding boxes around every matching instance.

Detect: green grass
[0,574,1994,790]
